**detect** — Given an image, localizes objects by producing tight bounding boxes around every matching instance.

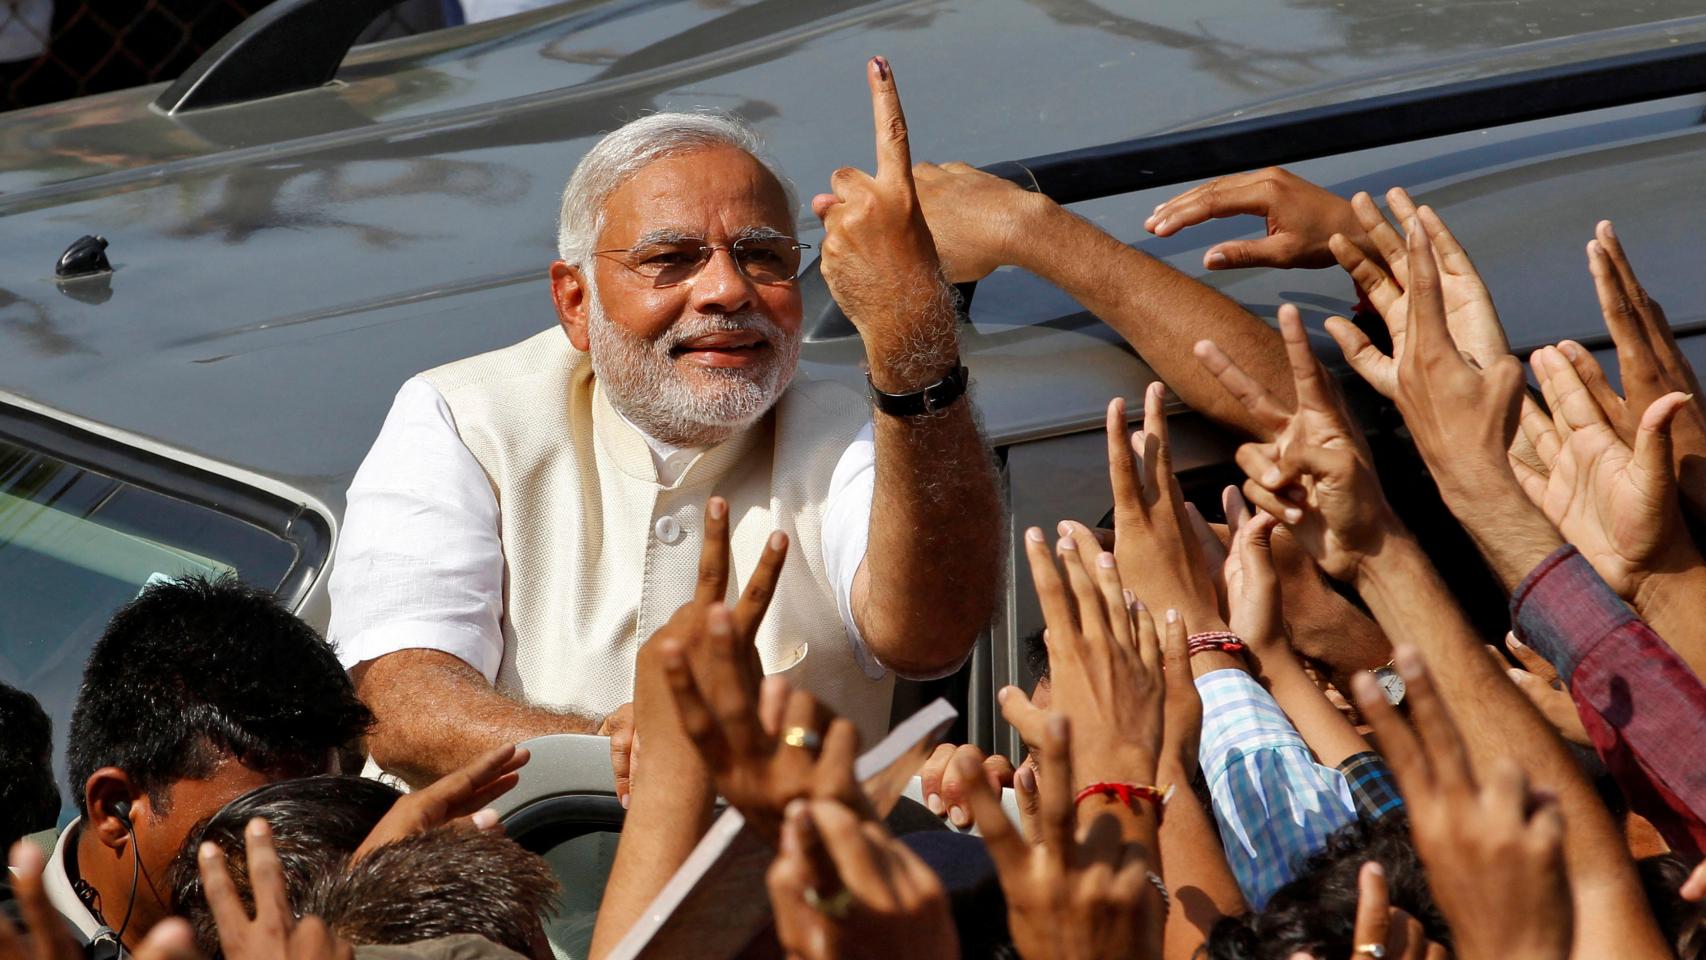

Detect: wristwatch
[1373,660,1406,706]
[866,361,969,417]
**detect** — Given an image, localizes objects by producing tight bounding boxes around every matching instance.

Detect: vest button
[654,515,683,544]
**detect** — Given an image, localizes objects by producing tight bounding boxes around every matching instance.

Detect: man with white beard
[328,58,1003,790]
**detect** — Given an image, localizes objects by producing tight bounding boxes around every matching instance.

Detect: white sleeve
[327,378,506,681]
[822,422,975,682]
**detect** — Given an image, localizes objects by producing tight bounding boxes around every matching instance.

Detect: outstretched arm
[915,162,1293,439]
[1198,289,1669,957]
[817,60,1003,677]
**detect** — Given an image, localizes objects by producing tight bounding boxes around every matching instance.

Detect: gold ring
[781,726,822,751]
[803,886,853,918]
[1353,946,1387,959]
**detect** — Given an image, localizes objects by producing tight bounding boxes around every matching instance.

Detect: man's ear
[550,260,592,352]
[84,768,143,851]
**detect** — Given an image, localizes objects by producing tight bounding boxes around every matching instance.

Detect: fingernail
[926,793,945,815]
[1507,668,1527,684]
[1365,861,1385,878]
[1153,218,1169,233]
[1026,527,1044,543]
[1151,202,1164,216]
[1165,608,1178,624]
[1016,765,1036,792]
[1205,250,1228,269]
[786,798,809,821]
[1261,467,1281,486]
[1098,552,1115,569]
[872,56,889,79]
[1123,589,1136,607]
[708,498,726,519]
[620,793,630,810]
[1284,507,1303,523]
[996,685,1011,704]
[769,530,787,549]
[948,806,969,827]
[472,808,499,830]
[199,842,221,862]
[1603,221,1616,239]
[1059,536,1078,551]
[1057,520,1072,537]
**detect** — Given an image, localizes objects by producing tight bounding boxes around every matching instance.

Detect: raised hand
[1104,380,1226,631]
[1513,345,1693,599]
[765,799,959,960]
[1000,521,1166,800]
[200,819,356,960]
[917,741,1015,828]
[1568,221,1706,518]
[1221,493,1284,650]
[1195,305,1395,580]
[960,717,1164,960]
[1143,167,1372,271]
[1353,650,1572,960]
[1316,861,1449,960]
[1324,191,1512,400]
[814,57,956,393]
[661,601,865,842]
[350,743,526,861]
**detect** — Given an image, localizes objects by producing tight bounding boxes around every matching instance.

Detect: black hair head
[167,775,402,958]
[65,574,373,817]
[1023,628,1048,685]
[301,826,560,958]
[1206,813,1448,960]
[0,681,61,849]
[1638,853,1706,960]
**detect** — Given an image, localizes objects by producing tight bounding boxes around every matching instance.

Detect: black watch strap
[866,361,969,417]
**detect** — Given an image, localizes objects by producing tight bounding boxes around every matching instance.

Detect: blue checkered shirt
[1196,669,1358,908]
[1338,751,1406,822]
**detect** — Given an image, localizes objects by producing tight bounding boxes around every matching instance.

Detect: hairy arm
[355,650,599,788]
[915,162,1294,439]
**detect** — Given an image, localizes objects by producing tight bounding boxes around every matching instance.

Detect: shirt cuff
[1509,544,1635,685]
[334,620,502,683]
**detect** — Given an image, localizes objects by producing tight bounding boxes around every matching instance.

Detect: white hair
[556,112,797,266]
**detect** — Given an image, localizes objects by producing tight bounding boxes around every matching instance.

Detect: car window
[504,795,625,960]
[0,438,302,823]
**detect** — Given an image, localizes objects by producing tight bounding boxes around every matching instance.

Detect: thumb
[1206,237,1292,270]
[1325,315,1395,399]
[1632,392,1690,495]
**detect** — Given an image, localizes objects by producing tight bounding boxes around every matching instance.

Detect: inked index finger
[867,57,913,185]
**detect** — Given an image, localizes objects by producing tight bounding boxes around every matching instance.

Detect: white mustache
[661,313,790,352]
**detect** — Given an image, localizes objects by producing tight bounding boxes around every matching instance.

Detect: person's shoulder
[418,327,583,398]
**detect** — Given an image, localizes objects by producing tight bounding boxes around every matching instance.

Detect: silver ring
[781,726,822,751]
[1353,945,1387,959]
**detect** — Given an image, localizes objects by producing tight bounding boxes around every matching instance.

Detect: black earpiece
[111,798,133,832]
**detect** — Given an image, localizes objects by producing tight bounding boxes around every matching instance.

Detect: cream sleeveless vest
[419,328,894,743]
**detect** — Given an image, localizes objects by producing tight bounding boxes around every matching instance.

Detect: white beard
[584,276,801,448]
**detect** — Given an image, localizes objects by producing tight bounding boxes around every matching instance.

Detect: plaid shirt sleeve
[1337,751,1405,822]
[1196,668,1359,909]
[1511,544,1706,857]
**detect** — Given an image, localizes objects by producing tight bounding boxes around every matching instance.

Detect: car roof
[4,0,1706,519]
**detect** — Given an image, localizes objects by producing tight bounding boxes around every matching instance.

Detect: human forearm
[860,391,1004,675]
[357,649,600,787]
[1156,756,1245,960]
[1014,203,1293,439]
[589,760,715,959]
[1354,537,1669,956]
[1436,480,1566,594]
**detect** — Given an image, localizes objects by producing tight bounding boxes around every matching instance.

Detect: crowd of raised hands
[14,66,1706,960]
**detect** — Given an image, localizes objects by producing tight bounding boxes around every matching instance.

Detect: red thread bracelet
[1187,631,1247,656]
[1074,782,1171,819]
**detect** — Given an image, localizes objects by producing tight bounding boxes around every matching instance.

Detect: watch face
[1376,668,1407,705]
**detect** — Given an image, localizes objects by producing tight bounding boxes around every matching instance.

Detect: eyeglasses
[593,235,812,286]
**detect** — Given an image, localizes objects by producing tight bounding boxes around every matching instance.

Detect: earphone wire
[113,818,140,956]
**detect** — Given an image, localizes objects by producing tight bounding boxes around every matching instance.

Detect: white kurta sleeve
[328,378,506,681]
[821,421,976,682]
